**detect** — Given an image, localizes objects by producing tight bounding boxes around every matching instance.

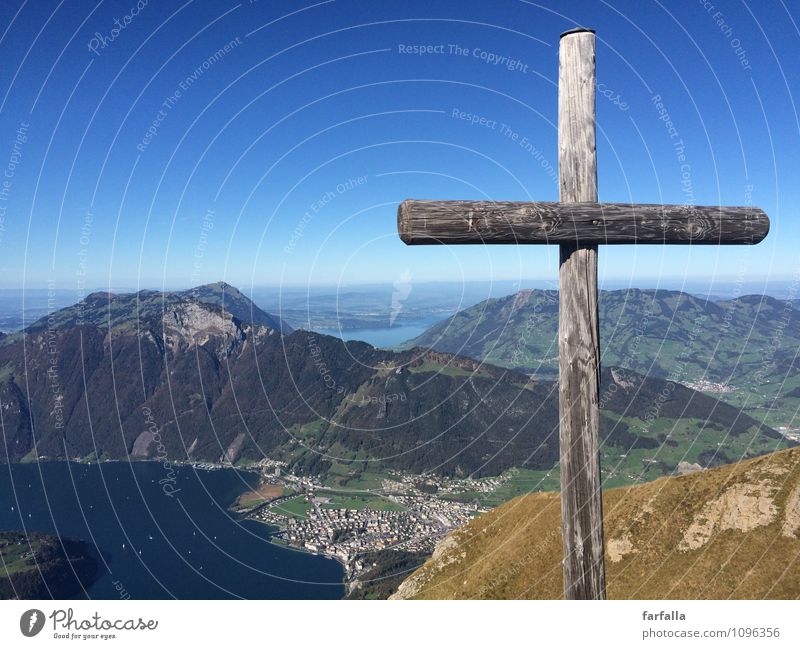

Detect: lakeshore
[229,458,521,591]
[4,455,537,597]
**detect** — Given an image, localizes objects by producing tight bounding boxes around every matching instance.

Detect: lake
[0,461,344,599]
[316,319,441,348]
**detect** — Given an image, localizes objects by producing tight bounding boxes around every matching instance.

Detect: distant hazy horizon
[1,277,797,338]
[0,276,797,294]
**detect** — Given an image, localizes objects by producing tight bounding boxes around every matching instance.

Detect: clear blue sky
[0,0,797,293]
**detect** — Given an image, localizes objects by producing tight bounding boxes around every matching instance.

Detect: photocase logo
[20,609,45,637]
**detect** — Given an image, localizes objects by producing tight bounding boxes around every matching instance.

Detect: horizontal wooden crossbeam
[397,199,769,245]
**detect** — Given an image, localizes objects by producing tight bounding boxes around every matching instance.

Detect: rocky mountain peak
[20,282,290,337]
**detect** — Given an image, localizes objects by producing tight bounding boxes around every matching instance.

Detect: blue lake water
[0,461,344,599]
[316,320,441,348]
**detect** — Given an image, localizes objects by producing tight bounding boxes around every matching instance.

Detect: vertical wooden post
[557,28,606,600]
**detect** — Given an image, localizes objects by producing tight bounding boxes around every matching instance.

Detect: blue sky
[0,0,797,294]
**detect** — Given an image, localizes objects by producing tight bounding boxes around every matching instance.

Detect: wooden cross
[395,28,769,600]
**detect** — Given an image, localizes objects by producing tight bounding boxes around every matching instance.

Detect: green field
[441,469,560,508]
[711,373,800,431]
[0,362,14,383]
[318,492,405,512]
[0,537,39,576]
[293,419,325,442]
[598,414,793,489]
[270,496,312,519]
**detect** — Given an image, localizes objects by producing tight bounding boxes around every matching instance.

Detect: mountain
[402,288,800,383]
[175,282,292,333]
[401,289,800,429]
[392,445,800,599]
[0,284,786,481]
[19,281,290,335]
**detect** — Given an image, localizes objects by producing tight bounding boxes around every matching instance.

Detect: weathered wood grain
[558,28,606,601]
[397,200,769,245]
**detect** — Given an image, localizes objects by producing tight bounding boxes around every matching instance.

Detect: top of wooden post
[560,27,596,38]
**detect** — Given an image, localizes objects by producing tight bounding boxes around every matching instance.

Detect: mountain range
[401,288,800,430]
[0,283,788,483]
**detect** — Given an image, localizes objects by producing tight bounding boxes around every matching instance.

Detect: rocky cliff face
[160,300,247,353]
